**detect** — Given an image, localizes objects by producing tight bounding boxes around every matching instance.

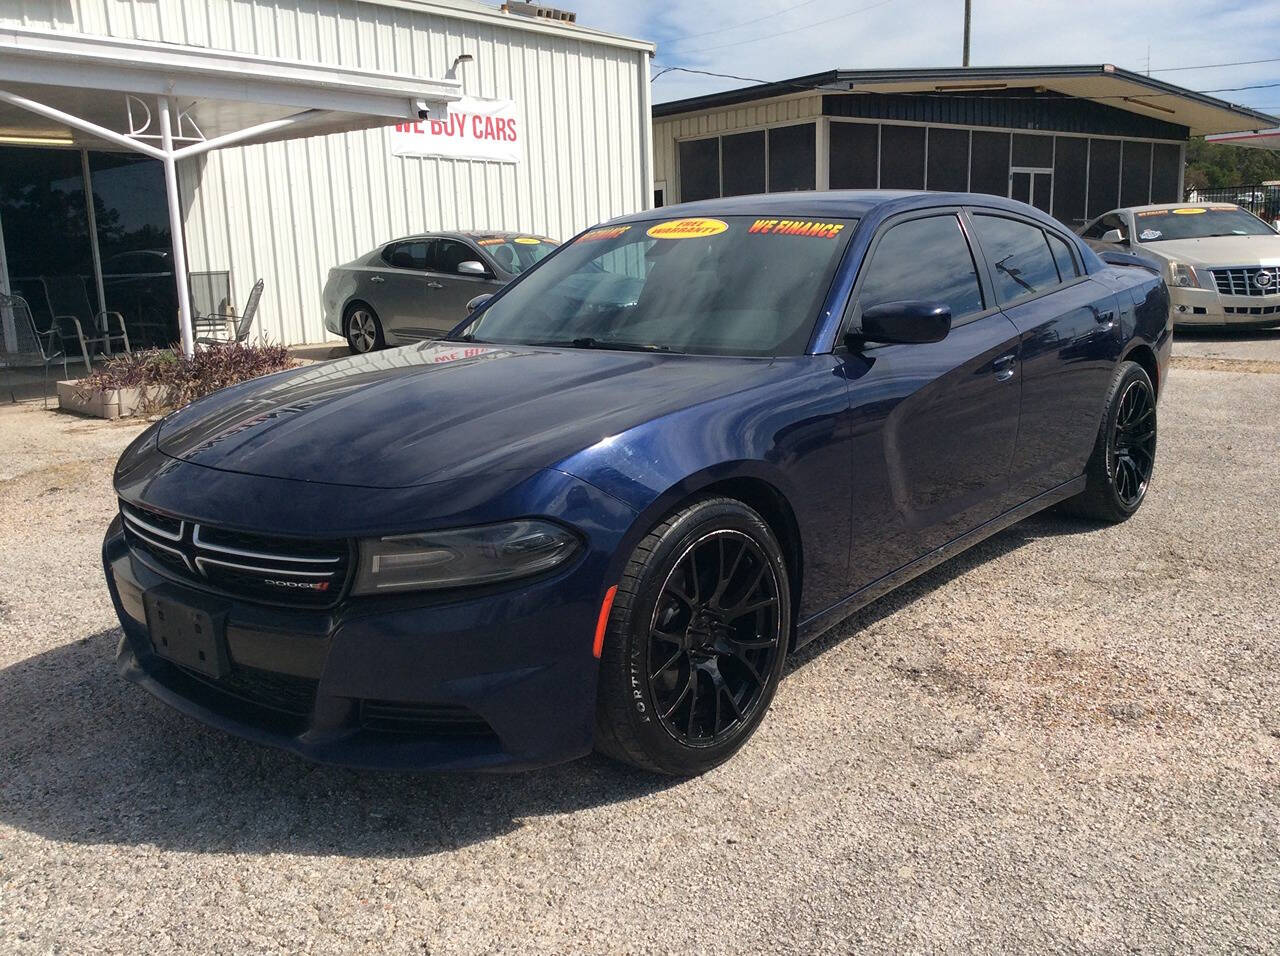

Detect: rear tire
[345,304,384,354]
[594,497,791,775]
[1060,360,1157,523]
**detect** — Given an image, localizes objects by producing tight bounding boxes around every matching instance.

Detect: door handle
[426,281,444,290]
[369,275,385,283]
[1096,309,1116,330]
[993,354,1016,382]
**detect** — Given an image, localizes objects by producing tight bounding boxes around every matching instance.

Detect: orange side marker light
[592,585,618,658]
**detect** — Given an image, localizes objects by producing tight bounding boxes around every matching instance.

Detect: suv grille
[1211,267,1280,297]
[120,501,352,607]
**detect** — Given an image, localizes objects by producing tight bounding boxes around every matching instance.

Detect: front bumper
[103,511,621,772]
[1169,286,1280,328]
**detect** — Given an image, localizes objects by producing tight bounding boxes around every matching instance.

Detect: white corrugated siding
[653,94,824,204]
[2,0,651,344]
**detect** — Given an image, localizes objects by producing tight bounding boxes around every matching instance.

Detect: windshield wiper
[532,337,674,353]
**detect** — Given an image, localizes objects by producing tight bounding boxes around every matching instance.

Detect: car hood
[1136,234,1280,268]
[156,341,762,489]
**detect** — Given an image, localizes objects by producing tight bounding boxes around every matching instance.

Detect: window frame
[838,207,998,347]
[964,207,1091,308]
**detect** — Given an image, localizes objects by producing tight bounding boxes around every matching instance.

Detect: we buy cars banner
[391,96,522,164]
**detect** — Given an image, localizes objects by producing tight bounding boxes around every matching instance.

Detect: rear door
[371,239,434,340]
[843,210,1023,587]
[967,210,1123,506]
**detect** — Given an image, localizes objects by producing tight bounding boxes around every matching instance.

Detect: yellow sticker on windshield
[747,219,845,239]
[646,218,729,240]
[514,237,541,244]
[1172,207,1207,215]
[577,225,630,243]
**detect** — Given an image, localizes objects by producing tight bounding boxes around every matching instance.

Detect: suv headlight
[352,519,579,594]
[1169,262,1199,288]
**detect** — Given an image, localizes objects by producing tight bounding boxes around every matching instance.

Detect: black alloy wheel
[648,529,784,747]
[594,497,791,775]
[1062,360,1158,523]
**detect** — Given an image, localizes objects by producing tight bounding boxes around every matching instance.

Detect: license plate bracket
[144,585,230,679]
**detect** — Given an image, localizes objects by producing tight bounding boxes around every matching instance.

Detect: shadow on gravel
[0,513,1097,858]
[0,628,676,858]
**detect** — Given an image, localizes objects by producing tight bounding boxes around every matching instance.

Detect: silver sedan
[323,231,558,352]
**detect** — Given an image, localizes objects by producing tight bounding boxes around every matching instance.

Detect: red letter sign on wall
[390,96,523,164]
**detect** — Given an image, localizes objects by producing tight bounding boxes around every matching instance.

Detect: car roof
[1106,202,1243,215]
[607,189,1060,225]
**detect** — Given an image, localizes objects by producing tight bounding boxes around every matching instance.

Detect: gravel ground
[1,367,1277,954]
[1173,327,1280,362]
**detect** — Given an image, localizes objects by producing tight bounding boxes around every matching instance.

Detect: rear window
[466,215,855,356]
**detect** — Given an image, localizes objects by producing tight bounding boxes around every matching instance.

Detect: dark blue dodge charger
[104,191,1171,775]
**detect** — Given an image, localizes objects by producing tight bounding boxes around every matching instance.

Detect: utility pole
[963,0,972,67]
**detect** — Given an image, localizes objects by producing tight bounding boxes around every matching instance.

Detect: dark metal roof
[652,65,1279,135]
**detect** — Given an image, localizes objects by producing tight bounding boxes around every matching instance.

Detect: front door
[425,238,503,335]
[843,211,1022,589]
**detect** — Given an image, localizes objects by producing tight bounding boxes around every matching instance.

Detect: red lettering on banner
[506,118,518,141]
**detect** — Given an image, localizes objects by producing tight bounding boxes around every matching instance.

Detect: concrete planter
[57,381,172,420]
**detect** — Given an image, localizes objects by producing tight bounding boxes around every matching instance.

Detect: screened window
[722,131,766,196]
[1052,136,1089,226]
[856,215,985,322]
[1087,139,1121,219]
[927,128,970,192]
[678,137,720,203]
[768,123,816,192]
[1121,140,1153,208]
[970,131,1011,197]
[1012,134,1054,168]
[1046,232,1080,280]
[971,215,1061,304]
[879,124,926,189]
[829,122,878,189]
[1150,143,1181,203]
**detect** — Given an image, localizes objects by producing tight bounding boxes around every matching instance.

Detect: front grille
[121,500,353,607]
[360,699,495,737]
[1211,267,1280,297]
[178,663,320,717]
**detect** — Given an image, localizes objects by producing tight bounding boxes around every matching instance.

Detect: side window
[1083,213,1124,240]
[384,241,428,270]
[855,214,985,322]
[431,239,485,275]
[1046,232,1080,281]
[971,214,1062,304]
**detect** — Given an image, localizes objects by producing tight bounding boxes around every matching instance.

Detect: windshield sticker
[577,225,630,243]
[1139,229,1162,240]
[477,237,506,246]
[748,219,845,239]
[514,237,542,244]
[646,218,729,240]
[1172,207,1207,215]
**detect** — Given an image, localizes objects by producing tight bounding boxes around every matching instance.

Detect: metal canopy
[1206,128,1280,152]
[0,26,462,356]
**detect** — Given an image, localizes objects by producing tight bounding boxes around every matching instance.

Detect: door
[843,212,1023,588]
[370,239,434,340]
[967,212,1123,506]
[423,238,503,335]
[1009,167,1053,214]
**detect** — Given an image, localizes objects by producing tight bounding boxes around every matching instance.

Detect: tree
[1186,137,1280,189]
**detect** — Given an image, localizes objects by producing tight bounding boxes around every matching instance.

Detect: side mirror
[457,260,488,276]
[466,293,494,313]
[848,300,951,347]
[1099,228,1127,244]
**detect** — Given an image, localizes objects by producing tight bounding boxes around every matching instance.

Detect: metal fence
[1185,183,1280,222]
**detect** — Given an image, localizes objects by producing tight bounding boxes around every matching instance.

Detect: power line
[668,0,903,57]
[661,0,826,47]
[1150,56,1280,74]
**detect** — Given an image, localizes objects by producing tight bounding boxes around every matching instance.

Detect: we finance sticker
[577,225,630,243]
[747,219,845,239]
[646,218,729,239]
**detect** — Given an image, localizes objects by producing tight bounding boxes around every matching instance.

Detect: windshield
[463,215,856,356]
[475,235,558,274]
[1134,206,1275,243]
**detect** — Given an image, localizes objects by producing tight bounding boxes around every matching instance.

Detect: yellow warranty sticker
[514,237,542,244]
[577,225,630,243]
[1172,207,1207,215]
[646,218,729,240]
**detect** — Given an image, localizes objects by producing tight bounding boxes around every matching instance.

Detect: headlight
[352,519,579,594]
[1170,262,1199,288]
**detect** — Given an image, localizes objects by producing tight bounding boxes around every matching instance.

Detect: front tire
[594,497,791,775]
[1061,360,1157,522]
[345,304,384,354]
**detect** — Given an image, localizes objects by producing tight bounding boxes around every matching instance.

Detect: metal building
[0,0,653,351]
[652,66,1276,225]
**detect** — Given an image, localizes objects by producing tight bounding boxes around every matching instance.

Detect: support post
[81,148,111,353]
[159,96,195,358]
[963,0,972,67]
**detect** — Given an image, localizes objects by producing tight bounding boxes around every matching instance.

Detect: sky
[565,0,1280,119]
